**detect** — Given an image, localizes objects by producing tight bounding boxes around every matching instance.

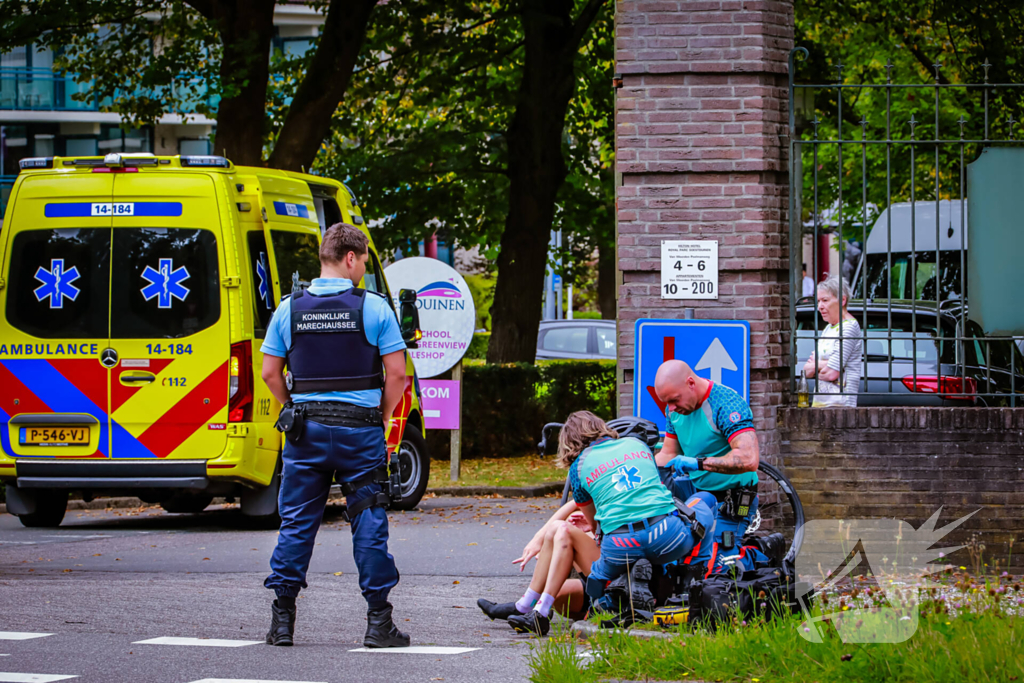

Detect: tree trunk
[189,0,276,166]
[597,236,616,319]
[486,0,607,363]
[268,0,377,171]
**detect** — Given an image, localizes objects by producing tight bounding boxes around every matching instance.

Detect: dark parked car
[796,300,1024,406]
[536,319,616,360]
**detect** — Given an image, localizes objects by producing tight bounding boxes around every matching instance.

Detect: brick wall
[780,407,1024,568]
[615,1,795,464]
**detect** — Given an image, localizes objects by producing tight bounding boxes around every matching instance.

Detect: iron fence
[788,47,1024,407]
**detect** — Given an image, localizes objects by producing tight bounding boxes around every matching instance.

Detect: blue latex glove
[672,456,699,476]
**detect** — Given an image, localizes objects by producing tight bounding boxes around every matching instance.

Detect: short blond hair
[556,411,618,468]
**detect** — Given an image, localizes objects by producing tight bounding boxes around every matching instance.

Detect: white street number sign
[661,240,718,300]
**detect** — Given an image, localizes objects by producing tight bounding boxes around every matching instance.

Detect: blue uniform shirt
[261,277,406,408]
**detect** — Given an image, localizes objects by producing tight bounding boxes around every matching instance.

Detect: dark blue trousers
[264,419,399,610]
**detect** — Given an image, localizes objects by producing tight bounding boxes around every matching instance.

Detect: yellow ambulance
[0,153,429,527]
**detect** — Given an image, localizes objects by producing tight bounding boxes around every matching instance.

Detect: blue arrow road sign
[633,319,750,433]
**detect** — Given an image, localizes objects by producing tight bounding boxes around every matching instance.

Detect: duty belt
[605,512,677,535]
[303,401,383,427]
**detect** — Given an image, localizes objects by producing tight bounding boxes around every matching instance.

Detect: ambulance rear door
[0,173,114,458]
[107,172,229,459]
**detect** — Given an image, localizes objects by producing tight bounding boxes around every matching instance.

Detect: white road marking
[0,634,52,641]
[188,679,327,683]
[348,646,479,655]
[132,637,262,647]
[0,674,78,682]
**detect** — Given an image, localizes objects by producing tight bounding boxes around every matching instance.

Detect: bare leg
[528,521,561,594]
[552,578,585,618]
[541,523,601,602]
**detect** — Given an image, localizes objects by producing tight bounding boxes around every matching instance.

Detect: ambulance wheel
[391,428,429,511]
[17,490,68,528]
[160,492,214,514]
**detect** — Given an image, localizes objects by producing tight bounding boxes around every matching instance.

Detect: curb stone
[427,481,563,498]
[572,620,685,641]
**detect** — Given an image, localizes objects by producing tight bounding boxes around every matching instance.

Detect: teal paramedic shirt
[665,382,758,491]
[261,277,406,408]
[569,436,676,532]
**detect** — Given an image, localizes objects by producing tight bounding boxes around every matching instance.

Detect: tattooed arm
[701,430,760,474]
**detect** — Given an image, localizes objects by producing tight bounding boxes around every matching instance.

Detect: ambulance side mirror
[398,289,421,349]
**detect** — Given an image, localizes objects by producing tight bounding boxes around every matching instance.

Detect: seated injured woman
[477,410,717,636]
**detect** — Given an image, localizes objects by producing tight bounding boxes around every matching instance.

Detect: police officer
[653,359,761,553]
[260,223,410,648]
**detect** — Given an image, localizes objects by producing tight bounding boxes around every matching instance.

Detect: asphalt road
[0,495,566,683]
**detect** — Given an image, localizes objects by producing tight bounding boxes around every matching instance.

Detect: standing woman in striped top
[804,275,863,407]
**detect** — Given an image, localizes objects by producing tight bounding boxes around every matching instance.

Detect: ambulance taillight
[229,341,254,422]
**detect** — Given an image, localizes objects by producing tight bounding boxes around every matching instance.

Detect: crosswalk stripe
[188,679,327,683]
[0,674,78,682]
[132,637,262,648]
[347,646,479,655]
[0,634,52,641]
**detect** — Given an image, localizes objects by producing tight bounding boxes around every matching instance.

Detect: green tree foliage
[795,0,1024,239]
[316,1,614,359]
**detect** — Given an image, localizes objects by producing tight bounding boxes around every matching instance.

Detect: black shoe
[265,599,295,646]
[477,599,520,621]
[508,610,550,636]
[364,603,411,648]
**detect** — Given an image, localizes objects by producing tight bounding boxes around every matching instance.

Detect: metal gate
[788,47,1024,407]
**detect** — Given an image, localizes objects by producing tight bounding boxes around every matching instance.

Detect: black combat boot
[364,603,410,648]
[508,609,550,636]
[477,598,520,621]
[266,598,296,646]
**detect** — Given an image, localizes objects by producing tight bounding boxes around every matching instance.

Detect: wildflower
[804,627,811,633]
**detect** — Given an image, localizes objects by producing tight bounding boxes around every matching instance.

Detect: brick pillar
[615,1,794,463]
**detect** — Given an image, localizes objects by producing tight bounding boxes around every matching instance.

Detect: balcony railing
[0,67,217,113]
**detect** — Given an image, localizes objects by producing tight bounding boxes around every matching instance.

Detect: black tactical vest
[286,287,384,393]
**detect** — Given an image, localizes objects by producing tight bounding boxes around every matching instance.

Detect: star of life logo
[611,464,643,492]
[795,507,978,643]
[141,258,191,309]
[34,258,81,309]
[256,252,272,309]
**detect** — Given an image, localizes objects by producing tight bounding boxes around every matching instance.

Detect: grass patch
[529,571,1024,683]
[428,456,564,489]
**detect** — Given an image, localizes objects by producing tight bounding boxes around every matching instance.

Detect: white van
[851,199,968,302]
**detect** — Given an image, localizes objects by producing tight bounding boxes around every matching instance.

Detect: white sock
[536,592,556,618]
[516,588,541,614]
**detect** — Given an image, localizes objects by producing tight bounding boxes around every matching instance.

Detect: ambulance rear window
[247,231,274,337]
[5,228,110,339]
[110,228,220,339]
[271,230,319,296]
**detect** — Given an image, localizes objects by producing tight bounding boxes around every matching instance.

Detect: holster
[338,459,403,522]
[274,402,306,444]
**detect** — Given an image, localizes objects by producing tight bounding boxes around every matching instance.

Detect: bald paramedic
[653,360,760,553]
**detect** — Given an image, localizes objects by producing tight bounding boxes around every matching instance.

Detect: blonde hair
[556,410,618,468]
